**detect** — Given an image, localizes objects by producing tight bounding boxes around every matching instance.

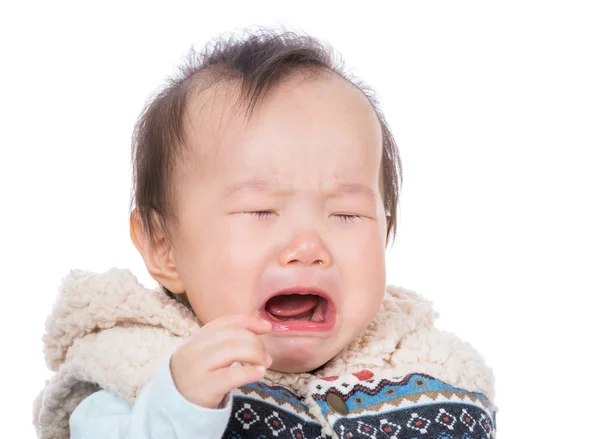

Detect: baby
[34,29,497,439]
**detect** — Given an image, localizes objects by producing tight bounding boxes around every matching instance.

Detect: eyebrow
[332,182,377,202]
[225,179,376,202]
[225,179,272,198]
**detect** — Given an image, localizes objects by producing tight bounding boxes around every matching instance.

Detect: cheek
[183,217,272,321]
[194,216,269,268]
[335,220,387,273]
[335,223,387,320]
[218,217,274,270]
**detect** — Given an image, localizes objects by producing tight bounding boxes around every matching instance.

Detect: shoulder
[391,325,496,406]
[379,285,496,405]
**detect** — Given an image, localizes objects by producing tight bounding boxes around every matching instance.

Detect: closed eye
[334,214,363,223]
[244,211,276,219]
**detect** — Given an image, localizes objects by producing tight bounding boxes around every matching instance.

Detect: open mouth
[259,289,336,332]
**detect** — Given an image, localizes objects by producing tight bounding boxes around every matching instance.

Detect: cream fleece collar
[33,268,495,439]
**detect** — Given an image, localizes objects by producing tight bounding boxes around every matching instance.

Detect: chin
[269,356,328,374]
[266,337,339,373]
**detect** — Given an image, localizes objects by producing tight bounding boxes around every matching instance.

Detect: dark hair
[130,27,403,307]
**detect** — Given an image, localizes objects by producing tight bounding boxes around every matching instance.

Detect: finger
[210,365,267,396]
[204,336,271,371]
[199,325,267,349]
[203,314,272,335]
[187,325,268,358]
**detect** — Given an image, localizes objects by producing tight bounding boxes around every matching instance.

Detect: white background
[1,1,599,436]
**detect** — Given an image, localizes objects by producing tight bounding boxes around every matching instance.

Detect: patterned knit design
[220,372,496,438]
[224,398,327,438]
[334,403,493,439]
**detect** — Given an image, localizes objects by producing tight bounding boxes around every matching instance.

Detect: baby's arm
[70,314,271,438]
[69,356,233,439]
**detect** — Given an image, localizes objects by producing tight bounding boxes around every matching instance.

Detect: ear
[129,208,186,294]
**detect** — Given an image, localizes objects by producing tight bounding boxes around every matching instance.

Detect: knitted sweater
[32,268,497,438]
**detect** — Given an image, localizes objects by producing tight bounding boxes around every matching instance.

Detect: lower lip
[259,304,336,333]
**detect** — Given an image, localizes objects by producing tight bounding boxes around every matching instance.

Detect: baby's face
[169,72,387,373]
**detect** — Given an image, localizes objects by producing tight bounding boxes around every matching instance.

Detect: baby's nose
[277,231,331,267]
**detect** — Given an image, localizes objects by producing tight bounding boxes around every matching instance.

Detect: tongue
[265,294,319,317]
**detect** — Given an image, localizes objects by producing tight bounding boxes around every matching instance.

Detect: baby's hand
[170,314,272,409]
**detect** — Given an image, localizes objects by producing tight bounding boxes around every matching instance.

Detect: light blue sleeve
[69,355,233,439]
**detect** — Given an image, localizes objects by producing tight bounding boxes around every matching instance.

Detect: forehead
[181,71,383,186]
